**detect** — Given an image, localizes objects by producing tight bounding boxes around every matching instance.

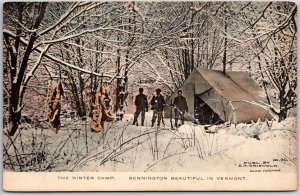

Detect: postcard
[2,1,297,191]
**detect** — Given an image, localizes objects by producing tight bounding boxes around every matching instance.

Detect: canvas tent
[164,67,274,124]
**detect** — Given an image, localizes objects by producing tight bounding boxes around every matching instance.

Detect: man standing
[173,90,188,127]
[150,88,165,127]
[133,88,148,126]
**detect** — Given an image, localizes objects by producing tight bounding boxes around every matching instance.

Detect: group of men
[132,88,188,128]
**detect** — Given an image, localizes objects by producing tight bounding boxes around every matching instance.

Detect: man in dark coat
[173,90,188,127]
[150,88,165,127]
[133,88,148,126]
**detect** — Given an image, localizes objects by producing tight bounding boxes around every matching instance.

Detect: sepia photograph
[2,0,297,191]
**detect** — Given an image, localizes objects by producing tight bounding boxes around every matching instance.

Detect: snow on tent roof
[196,67,267,103]
[193,67,274,123]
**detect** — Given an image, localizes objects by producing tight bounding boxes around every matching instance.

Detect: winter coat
[174,95,188,112]
[135,94,148,110]
[150,95,165,111]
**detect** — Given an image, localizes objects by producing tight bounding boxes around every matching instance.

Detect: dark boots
[133,120,144,126]
[132,120,137,125]
[175,118,178,128]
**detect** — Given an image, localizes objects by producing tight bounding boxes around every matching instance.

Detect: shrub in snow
[227,119,272,139]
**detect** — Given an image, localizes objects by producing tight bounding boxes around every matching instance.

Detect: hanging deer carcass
[90,86,114,133]
[44,80,64,133]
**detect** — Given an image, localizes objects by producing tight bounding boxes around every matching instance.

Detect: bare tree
[3,2,120,135]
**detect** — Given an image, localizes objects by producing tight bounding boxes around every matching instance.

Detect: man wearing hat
[150,88,165,127]
[133,88,148,126]
[173,90,188,127]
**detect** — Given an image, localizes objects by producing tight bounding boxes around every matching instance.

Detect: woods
[2,1,297,173]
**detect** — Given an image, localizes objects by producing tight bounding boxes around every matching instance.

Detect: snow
[71,113,297,172]
[3,111,296,173]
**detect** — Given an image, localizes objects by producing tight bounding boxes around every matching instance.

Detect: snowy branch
[4,29,114,78]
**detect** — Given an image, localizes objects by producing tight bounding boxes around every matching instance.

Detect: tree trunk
[222,17,228,75]
[8,3,47,136]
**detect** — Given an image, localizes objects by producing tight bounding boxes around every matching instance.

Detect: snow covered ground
[3,111,297,173]
[71,112,296,173]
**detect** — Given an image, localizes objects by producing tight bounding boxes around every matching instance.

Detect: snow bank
[3,111,296,173]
